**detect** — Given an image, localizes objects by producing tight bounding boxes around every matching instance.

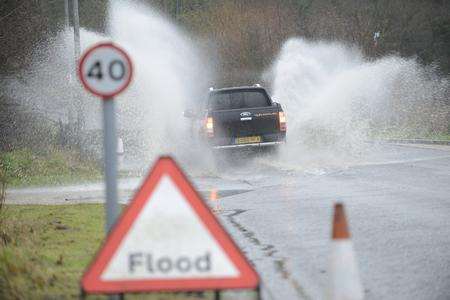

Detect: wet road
[6,143,450,299]
[213,143,450,300]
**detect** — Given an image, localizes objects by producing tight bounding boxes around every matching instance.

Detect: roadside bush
[0,168,5,210]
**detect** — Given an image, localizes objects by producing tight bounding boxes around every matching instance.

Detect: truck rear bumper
[212,141,285,150]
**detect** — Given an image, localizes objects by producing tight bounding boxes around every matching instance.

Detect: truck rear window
[209,90,271,110]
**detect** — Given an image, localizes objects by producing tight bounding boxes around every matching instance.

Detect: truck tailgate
[212,106,280,138]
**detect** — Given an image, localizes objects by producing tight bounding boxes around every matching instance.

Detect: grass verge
[0,204,217,299]
[0,204,105,299]
[0,148,102,187]
[370,129,450,141]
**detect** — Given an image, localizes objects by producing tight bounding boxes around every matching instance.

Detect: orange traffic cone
[209,189,222,213]
[328,203,364,300]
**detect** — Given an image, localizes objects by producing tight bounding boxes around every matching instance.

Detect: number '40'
[87,60,125,81]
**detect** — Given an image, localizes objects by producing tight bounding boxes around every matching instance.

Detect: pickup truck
[186,85,286,151]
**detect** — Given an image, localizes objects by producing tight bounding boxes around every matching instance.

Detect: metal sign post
[78,43,133,233]
[102,98,119,231]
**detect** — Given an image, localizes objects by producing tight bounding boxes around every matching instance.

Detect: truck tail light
[279,111,287,131]
[205,116,214,137]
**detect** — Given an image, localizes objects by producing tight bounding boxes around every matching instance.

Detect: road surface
[6,143,450,300]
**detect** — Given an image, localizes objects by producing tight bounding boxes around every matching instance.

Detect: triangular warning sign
[82,157,259,293]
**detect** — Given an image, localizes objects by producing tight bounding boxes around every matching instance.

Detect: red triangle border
[82,156,259,293]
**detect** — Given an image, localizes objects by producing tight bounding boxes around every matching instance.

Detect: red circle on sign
[78,42,133,99]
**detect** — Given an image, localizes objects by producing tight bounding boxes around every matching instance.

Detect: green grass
[421,132,450,140]
[0,204,105,299]
[0,205,221,300]
[0,148,102,187]
[370,129,450,141]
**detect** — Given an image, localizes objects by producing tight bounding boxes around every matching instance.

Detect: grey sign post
[78,43,133,232]
[102,99,119,231]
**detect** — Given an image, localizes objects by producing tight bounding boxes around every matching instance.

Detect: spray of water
[5,7,448,177]
[5,1,215,174]
[108,1,214,171]
[3,27,104,127]
[268,38,449,170]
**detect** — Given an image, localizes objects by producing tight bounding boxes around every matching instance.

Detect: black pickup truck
[186,85,286,150]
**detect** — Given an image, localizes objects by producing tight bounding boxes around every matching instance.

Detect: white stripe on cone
[328,240,364,300]
[328,203,364,300]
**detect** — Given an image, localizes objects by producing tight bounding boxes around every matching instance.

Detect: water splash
[6,7,448,177]
[5,1,214,173]
[4,27,104,127]
[108,1,213,169]
[269,38,449,169]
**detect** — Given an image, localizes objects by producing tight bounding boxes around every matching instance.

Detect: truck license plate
[235,136,261,144]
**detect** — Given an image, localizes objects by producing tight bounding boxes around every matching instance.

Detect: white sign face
[82,157,259,293]
[79,43,132,98]
[101,175,239,280]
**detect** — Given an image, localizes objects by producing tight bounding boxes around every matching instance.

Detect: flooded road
[6,143,450,299]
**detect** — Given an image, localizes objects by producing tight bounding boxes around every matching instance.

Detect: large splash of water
[5,1,214,173]
[108,1,213,169]
[5,6,448,176]
[268,38,449,170]
[3,27,104,127]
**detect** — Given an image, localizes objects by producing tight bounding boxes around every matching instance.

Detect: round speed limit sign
[78,43,133,99]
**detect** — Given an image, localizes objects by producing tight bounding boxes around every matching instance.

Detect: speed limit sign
[77,42,133,258]
[78,42,133,99]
